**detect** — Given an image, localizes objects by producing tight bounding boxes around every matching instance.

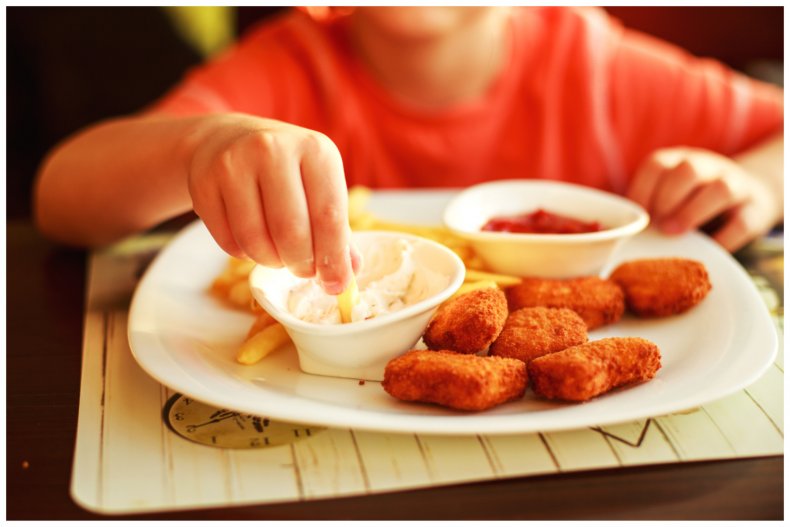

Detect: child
[34,7,783,294]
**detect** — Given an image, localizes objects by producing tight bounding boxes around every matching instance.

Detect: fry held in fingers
[528,337,661,402]
[337,275,360,323]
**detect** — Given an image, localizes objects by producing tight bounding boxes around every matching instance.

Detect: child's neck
[348,9,512,110]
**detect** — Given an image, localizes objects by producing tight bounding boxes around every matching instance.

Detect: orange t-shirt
[150,7,783,193]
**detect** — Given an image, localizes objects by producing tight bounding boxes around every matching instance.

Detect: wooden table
[6,220,783,520]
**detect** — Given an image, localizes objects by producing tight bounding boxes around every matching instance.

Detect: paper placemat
[70,232,783,515]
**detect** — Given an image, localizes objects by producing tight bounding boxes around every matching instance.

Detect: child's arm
[34,112,356,293]
[626,131,783,252]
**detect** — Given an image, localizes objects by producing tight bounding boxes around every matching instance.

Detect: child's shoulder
[238,8,338,47]
[515,5,611,24]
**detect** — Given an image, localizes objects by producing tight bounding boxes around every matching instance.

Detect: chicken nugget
[423,287,508,354]
[490,307,588,364]
[505,276,624,330]
[528,337,661,402]
[382,350,527,411]
[609,258,711,317]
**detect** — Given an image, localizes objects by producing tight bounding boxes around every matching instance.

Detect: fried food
[235,322,291,365]
[246,311,277,338]
[423,287,508,354]
[609,258,712,317]
[528,337,661,402]
[490,307,588,364]
[505,276,624,330]
[210,257,257,310]
[382,350,527,411]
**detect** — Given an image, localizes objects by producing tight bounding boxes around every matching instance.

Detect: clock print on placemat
[163,393,325,449]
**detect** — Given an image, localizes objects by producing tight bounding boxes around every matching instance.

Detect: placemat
[70,230,783,515]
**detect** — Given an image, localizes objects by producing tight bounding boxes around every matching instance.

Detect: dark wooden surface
[6,220,783,520]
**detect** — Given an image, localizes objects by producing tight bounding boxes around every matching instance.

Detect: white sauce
[287,238,449,324]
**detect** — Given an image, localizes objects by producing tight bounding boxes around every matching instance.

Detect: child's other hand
[186,113,358,294]
[626,147,779,252]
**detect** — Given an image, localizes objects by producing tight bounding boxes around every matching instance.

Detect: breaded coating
[382,350,527,411]
[528,337,661,402]
[505,276,624,330]
[490,307,588,364]
[423,287,508,354]
[609,258,712,317]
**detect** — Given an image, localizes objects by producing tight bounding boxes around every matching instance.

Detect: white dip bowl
[443,180,649,278]
[249,231,465,381]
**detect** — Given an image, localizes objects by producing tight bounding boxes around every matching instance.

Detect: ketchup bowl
[443,180,649,278]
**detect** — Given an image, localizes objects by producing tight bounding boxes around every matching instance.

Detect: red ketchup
[481,209,602,234]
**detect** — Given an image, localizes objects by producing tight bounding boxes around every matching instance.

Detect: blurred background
[7,6,784,220]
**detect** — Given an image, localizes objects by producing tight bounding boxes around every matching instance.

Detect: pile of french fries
[209,186,522,365]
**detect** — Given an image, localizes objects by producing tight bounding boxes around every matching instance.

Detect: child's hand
[186,113,358,294]
[626,147,780,252]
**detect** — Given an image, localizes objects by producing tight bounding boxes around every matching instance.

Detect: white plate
[128,190,778,435]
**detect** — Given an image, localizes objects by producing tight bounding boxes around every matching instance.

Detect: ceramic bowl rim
[443,179,649,244]
[249,230,466,336]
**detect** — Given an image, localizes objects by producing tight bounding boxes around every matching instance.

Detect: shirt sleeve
[145,26,290,117]
[606,21,783,173]
[143,10,325,124]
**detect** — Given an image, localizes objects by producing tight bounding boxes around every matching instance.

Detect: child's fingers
[192,181,245,259]
[627,155,666,214]
[221,175,282,268]
[627,149,686,215]
[651,159,707,222]
[711,205,755,253]
[658,178,745,234]
[258,147,316,279]
[300,132,354,295]
[711,175,777,252]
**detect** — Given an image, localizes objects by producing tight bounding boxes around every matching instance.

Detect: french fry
[246,311,277,338]
[209,257,256,311]
[446,280,499,302]
[209,266,236,294]
[229,258,255,277]
[349,210,379,231]
[337,275,359,323]
[464,269,522,287]
[228,280,253,308]
[250,298,264,314]
[235,323,291,365]
[368,219,449,242]
[464,254,487,271]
